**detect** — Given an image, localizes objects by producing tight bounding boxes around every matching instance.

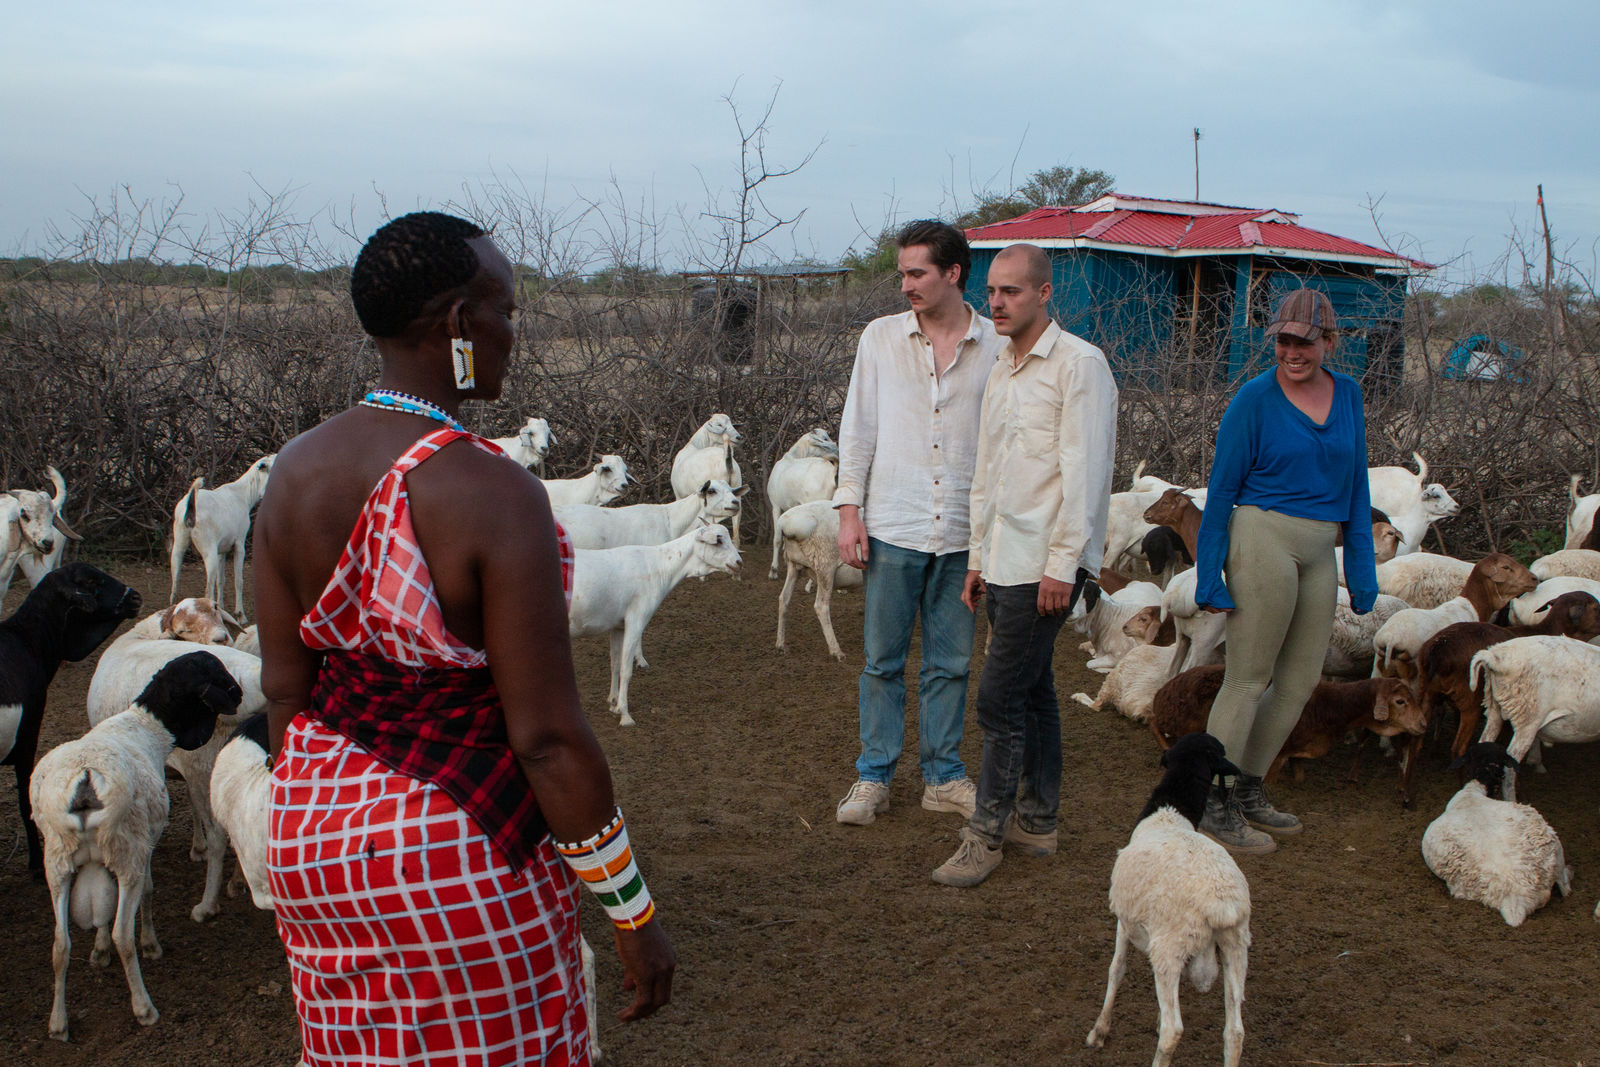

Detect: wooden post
[1537,183,1575,360]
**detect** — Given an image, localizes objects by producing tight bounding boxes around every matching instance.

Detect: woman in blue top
[1194,288,1378,855]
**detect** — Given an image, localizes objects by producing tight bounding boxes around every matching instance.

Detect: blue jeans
[855,538,975,786]
[970,582,1068,848]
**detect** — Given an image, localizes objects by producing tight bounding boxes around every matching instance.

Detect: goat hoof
[190,903,218,923]
[134,1004,159,1027]
[49,1026,68,1043]
[189,846,207,863]
[830,651,846,662]
[140,941,163,960]
[90,948,112,968]
[617,713,636,727]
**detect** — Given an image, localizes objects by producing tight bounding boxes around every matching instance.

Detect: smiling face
[1275,333,1335,385]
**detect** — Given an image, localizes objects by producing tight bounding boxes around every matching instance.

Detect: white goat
[544,455,630,510]
[1160,568,1227,680]
[556,479,744,551]
[774,500,862,660]
[1072,642,1177,722]
[1367,452,1459,555]
[1087,732,1249,1067]
[0,477,74,593]
[1075,582,1163,673]
[168,454,275,618]
[766,429,839,579]
[1565,474,1600,549]
[88,606,264,923]
[15,467,78,589]
[30,652,242,1040]
[670,414,743,543]
[209,713,273,912]
[569,524,742,726]
[1422,743,1571,927]
[489,416,553,474]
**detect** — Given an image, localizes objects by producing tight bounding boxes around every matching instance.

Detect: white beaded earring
[451,337,476,390]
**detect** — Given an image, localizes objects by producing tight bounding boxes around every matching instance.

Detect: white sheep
[1565,473,1600,549]
[489,416,553,474]
[1076,581,1164,673]
[88,606,264,923]
[1086,732,1250,1067]
[544,455,631,510]
[1421,743,1571,926]
[1072,642,1177,722]
[766,428,839,579]
[669,414,743,543]
[168,454,275,618]
[556,479,744,551]
[1323,591,1410,680]
[30,652,243,1040]
[1472,635,1600,773]
[15,467,78,589]
[1376,551,1475,608]
[1508,576,1600,627]
[209,713,273,912]
[1372,553,1536,674]
[569,523,742,726]
[1367,452,1459,555]
[1529,548,1600,583]
[774,500,862,660]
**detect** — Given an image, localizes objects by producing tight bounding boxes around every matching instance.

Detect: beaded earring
[451,337,476,390]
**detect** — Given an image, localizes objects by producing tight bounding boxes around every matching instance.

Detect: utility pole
[1193,128,1202,200]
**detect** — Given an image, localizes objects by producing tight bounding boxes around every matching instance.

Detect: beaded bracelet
[554,808,655,930]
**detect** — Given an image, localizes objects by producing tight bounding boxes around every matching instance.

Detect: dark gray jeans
[970,582,1070,848]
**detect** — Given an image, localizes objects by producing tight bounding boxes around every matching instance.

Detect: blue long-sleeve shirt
[1195,368,1378,613]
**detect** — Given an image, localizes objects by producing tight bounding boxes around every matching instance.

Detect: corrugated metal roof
[965,195,1432,269]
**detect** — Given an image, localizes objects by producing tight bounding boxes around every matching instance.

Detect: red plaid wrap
[268,427,589,1065]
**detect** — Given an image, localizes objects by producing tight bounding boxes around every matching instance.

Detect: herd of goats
[5,408,1600,1064]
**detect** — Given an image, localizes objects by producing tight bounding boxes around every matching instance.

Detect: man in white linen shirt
[932,242,1118,887]
[833,220,1006,827]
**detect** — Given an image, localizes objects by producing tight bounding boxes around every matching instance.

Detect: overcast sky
[5,0,1596,287]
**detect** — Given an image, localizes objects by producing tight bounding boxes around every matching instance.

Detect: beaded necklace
[359,389,466,433]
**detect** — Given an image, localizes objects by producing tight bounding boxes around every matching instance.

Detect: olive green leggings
[1204,506,1339,778]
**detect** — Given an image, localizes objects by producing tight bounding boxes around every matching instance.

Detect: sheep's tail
[1413,451,1428,484]
[181,476,204,529]
[1186,945,1220,993]
[1571,473,1584,508]
[723,440,734,482]
[1469,648,1494,693]
[1130,459,1147,490]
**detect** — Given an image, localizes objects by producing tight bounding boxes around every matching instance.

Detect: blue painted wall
[967,246,1408,386]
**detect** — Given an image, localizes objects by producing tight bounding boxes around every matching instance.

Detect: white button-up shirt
[968,320,1119,586]
[833,305,1002,554]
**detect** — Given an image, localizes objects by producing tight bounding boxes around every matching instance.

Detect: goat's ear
[159,606,177,635]
[733,485,750,498]
[52,514,81,541]
[699,480,713,495]
[220,608,243,633]
[1218,756,1242,778]
[1447,753,1469,772]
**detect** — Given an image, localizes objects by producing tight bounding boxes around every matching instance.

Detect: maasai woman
[256,212,674,1065]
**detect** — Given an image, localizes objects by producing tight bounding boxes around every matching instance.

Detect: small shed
[964,194,1433,386]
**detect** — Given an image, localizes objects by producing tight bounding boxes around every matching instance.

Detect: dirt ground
[3,560,1600,1067]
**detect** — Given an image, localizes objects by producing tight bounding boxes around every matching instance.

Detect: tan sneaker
[836,780,890,825]
[1003,812,1058,856]
[931,827,1003,887]
[921,777,977,818]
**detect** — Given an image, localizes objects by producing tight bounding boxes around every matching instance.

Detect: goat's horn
[52,514,81,541]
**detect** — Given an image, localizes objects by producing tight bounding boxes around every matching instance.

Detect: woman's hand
[614,920,676,1021]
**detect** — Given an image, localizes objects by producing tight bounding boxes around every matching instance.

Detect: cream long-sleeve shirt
[967,320,1119,586]
[833,305,1003,554]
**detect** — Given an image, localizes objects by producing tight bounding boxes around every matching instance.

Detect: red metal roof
[965,195,1432,269]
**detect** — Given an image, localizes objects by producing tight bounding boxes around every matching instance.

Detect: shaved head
[994,243,1051,288]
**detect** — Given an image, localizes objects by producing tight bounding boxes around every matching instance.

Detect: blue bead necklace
[359,389,465,432]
